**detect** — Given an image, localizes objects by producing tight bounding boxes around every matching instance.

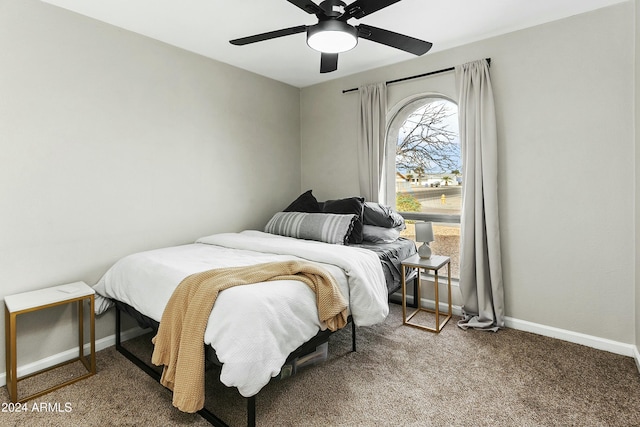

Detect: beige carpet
[2,304,640,426]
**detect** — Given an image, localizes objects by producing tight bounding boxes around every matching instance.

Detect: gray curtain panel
[357,83,387,203]
[456,60,505,331]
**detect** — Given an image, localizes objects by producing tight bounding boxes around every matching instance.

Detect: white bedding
[93,230,388,397]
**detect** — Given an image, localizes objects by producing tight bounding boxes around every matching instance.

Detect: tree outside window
[388,97,462,278]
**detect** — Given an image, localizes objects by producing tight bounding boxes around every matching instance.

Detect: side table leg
[78,300,84,362]
[401,264,407,324]
[416,268,422,309]
[4,307,9,398]
[447,262,452,316]
[90,296,96,373]
[434,270,440,331]
[5,308,17,402]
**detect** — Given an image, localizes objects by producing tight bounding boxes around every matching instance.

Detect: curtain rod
[342,58,491,94]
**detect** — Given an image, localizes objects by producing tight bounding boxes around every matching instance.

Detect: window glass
[388,97,461,279]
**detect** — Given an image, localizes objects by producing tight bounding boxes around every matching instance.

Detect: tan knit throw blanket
[150,260,348,413]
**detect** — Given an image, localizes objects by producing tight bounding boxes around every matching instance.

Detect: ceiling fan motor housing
[307,19,358,53]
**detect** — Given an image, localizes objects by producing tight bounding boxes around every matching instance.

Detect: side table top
[401,254,450,270]
[4,281,94,313]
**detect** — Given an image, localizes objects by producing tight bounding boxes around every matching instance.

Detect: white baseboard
[504,316,636,358]
[389,293,465,317]
[0,326,150,388]
[393,292,636,359]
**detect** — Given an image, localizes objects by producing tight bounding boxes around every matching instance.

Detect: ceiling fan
[229,0,433,73]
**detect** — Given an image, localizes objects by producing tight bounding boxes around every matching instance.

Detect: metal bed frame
[114,301,357,427]
[111,251,418,426]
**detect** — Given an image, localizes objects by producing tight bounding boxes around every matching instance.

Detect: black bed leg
[351,321,357,352]
[115,305,230,427]
[247,396,256,427]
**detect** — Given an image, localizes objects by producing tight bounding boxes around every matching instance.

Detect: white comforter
[93,230,388,397]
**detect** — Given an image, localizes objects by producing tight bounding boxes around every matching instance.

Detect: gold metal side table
[401,254,452,333]
[4,281,96,403]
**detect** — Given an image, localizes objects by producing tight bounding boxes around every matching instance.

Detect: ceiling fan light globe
[307,20,358,53]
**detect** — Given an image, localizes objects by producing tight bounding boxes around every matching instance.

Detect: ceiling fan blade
[230,25,307,46]
[342,0,401,20]
[287,0,325,15]
[320,53,338,73]
[357,24,432,55]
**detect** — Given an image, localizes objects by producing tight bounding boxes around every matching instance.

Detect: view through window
[390,97,461,278]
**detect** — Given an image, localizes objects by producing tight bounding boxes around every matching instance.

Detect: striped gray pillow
[264,212,356,245]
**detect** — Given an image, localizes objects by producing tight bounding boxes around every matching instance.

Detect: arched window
[386,96,461,278]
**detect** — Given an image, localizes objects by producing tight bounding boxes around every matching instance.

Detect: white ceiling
[41,0,627,88]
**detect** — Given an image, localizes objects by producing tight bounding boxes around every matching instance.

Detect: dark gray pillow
[363,202,405,229]
[284,190,321,213]
[323,197,365,244]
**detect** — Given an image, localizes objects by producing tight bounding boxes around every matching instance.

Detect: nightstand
[401,254,452,333]
[4,281,96,403]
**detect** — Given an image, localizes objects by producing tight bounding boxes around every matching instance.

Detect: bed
[93,194,415,426]
[351,238,418,295]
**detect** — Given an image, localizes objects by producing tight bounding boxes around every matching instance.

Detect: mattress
[114,299,336,368]
[93,230,388,397]
[351,237,417,294]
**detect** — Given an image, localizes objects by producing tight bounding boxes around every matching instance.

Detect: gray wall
[2,0,638,377]
[0,0,300,368]
[301,3,636,344]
